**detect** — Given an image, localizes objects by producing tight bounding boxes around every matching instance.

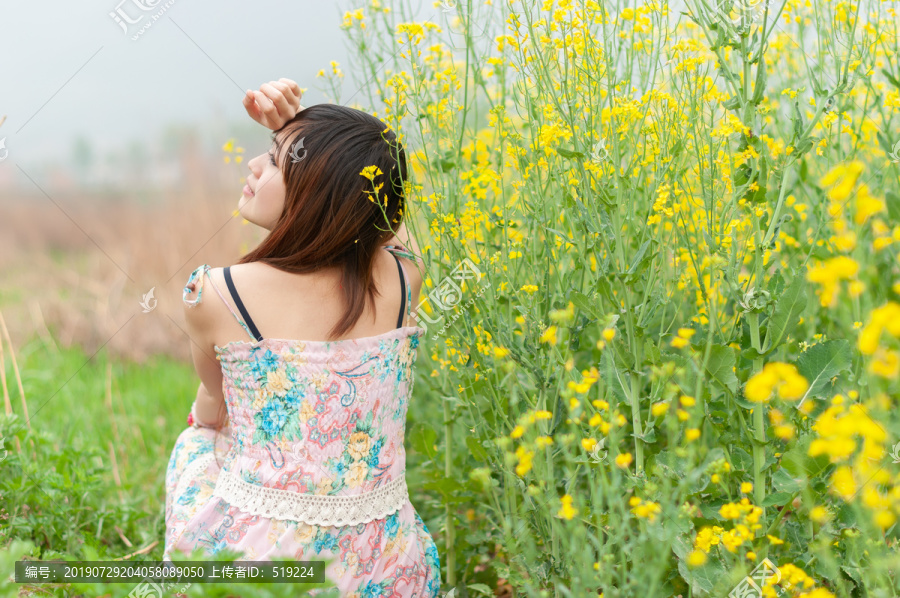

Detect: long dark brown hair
[237,104,409,341]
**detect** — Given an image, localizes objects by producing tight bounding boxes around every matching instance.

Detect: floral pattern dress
[164,246,440,597]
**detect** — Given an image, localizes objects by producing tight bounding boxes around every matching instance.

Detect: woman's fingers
[270,81,302,118]
[270,79,302,110]
[278,78,303,109]
[244,79,303,130]
[242,90,262,121]
[279,78,301,97]
[260,82,293,125]
[250,88,279,128]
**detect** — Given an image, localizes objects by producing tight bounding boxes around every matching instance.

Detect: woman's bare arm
[193,381,227,428]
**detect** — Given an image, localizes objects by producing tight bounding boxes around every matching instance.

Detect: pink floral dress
[164,245,440,597]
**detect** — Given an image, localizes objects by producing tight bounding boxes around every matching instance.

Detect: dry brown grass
[0,159,264,364]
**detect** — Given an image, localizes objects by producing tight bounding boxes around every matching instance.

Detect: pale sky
[0,0,437,181]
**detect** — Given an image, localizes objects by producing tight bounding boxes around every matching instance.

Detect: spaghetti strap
[223,267,264,342]
[183,264,260,342]
[383,245,413,328]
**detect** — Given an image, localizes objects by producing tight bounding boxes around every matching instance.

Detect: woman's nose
[248,154,263,175]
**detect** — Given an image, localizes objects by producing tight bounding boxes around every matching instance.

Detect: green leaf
[877,131,895,155]
[625,240,653,277]
[723,95,741,110]
[466,583,494,596]
[781,435,830,481]
[556,147,586,159]
[882,67,900,90]
[762,276,807,353]
[639,427,658,444]
[438,158,456,172]
[731,447,754,472]
[422,477,464,497]
[792,100,803,141]
[773,467,804,493]
[795,340,852,404]
[661,351,696,376]
[836,503,859,528]
[841,565,864,587]
[886,191,900,223]
[601,347,630,404]
[793,135,818,157]
[568,290,603,321]
[703,344,739,394]
[644,338,662,366]
[466,436,488,463]
[798,157,809,182]
[762,492,793,507]
[549,394,567,435]
[672,537,726,596]
[410,423,438,459]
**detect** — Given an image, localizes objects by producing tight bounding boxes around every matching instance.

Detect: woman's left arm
[192,380,226,428]
[183,285,227,429]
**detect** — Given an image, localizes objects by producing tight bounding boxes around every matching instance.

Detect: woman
[163,79,440,597]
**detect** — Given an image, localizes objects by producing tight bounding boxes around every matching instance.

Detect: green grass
[1,334,197,561]
[0,331,450,597]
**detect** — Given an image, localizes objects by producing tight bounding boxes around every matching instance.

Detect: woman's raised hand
[243,79,304,131]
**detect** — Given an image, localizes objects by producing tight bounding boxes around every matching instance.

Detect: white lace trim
[212,468,409,526]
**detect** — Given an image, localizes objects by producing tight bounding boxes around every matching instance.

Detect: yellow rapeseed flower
[539,325,558,345]
[515,446,534,476]
[858,302,900,355]
[557,494,578,520]
[615,453,633,468]
[745,362,809,402]
[831,465,857,500]
[687,550,707,567]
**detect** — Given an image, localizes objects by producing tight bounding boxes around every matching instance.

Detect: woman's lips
[243,184,255,197]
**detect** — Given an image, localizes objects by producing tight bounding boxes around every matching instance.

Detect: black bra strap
[223,266,264,341]
[391,254,406,328]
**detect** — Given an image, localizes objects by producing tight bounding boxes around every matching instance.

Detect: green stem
[546,443,561,568]
[765,490,801,536]
[748,311,767,526]
[625,309,645,474]
[443,398,456,587]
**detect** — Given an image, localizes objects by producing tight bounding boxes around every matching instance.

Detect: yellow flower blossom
[539,325,558,345]
[745,362,809,402]
[557,494,578,520]
[615,452,633,468]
